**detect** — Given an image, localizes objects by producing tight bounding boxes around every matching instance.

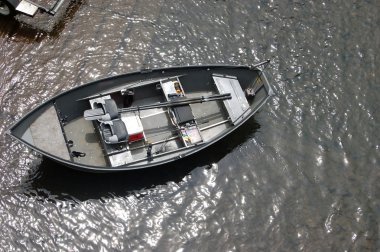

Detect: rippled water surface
[0,0,379,251]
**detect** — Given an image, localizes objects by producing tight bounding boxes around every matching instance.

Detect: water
[0,0,379,251]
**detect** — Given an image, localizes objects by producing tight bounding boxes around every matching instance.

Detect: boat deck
[187,91,229,142]
[64,117,107,166]
[25,105,71,160]
[63,89,230,167]
[62,71,263,168]
[57,69,268,168]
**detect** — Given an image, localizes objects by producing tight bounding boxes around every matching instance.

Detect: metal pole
[118,93,232,113]
[250,59,271,93]
[250,59,271,70]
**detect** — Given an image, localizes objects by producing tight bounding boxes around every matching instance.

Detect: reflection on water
[0,0,379,251]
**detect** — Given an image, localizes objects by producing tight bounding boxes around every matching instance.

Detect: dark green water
[0,0,379,250]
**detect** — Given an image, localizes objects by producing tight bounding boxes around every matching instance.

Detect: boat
[7,61,274,172]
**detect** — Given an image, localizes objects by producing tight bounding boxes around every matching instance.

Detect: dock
[15,0,74,33]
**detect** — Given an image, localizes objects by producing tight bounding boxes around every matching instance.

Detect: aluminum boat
[7,61,274,172]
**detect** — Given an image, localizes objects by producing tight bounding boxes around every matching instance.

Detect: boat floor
[64,117,107,166]
[64,91,230,167]
[27,106,71,160]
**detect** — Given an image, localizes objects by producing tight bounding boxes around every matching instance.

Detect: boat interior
[15,68,270,169]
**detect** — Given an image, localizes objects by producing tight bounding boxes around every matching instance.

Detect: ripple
[0,0,379,251]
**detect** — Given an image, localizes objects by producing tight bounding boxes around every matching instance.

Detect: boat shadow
[21,118,261,202]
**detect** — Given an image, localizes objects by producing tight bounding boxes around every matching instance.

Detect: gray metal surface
[64,117,106,166]
[213,75,250,125]
[27,105,71,160]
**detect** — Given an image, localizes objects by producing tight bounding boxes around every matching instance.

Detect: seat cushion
[111,119,128,141]
[101,119,128,144]
[84,98,119,121]
[104,99,119,120]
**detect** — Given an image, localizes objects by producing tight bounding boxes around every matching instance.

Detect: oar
[118,93,231,113]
